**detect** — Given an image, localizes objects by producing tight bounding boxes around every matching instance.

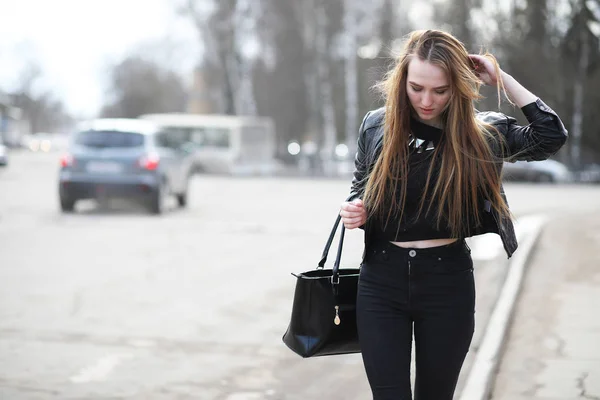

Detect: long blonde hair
[363,29,511,238]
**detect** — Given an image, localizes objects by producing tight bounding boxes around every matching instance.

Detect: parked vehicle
[58,119,195,214]
[502,159,572,183]
[140,113,280,175]
[0,142,8,166]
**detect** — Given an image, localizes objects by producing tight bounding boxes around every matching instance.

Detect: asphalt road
[1,151,599,400]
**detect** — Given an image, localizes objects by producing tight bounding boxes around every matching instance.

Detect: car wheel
[176,178,189,208]
[149,190,163,214]
[60,197,76,213]
[176,192,187,208]
[149,181,168,214]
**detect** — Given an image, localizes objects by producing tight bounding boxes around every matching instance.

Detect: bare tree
[315,2,338,161]
[253,0,309,157]
[432,0,482,51]
[11,61,72,133]
[232,0,260,116]
[489,0,600,164]
[182,0,237,114]
[173,0,600,166]
[563,0,600,167]
[343,0,359,155]
[181,0,262,116]
[100,56,187,118]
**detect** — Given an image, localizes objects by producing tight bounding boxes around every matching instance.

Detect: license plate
[86,161,123,174]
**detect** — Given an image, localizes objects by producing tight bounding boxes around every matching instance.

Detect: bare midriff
[390,238,458,249]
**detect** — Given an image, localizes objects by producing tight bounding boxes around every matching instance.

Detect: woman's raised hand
[340,199,367,230]
[469,54,501,86]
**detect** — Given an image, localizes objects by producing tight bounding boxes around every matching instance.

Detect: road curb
[459,214,549,400]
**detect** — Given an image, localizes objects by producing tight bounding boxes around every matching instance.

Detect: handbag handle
[331,224,345,285]
[316,214,346,285]
[317,193,356,269]
[317,214,342,269]
[318,194,358,285]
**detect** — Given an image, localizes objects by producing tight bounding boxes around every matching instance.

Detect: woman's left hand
[469,54,501,86]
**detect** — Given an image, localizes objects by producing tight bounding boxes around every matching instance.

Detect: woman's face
[406,57,451,127]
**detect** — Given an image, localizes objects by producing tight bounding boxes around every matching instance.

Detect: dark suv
[58,119,194,214]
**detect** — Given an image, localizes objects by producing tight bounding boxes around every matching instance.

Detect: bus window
[186,127,230,148]
[157,128,191,150]
[204,128,230,148]
[190,129,205,146]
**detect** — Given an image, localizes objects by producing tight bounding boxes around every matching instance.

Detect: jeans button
[409,250,417,257]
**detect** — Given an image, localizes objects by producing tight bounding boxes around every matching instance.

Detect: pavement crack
[577,372,600,400]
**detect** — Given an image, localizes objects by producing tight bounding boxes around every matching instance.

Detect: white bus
[140,113,280,176]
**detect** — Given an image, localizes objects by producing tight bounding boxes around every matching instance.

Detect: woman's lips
[420,108,434,114]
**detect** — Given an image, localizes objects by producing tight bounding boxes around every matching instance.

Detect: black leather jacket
[349,98,568,258]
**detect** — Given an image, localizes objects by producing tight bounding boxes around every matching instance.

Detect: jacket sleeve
[496,98,568,161]
[349,111,372,200]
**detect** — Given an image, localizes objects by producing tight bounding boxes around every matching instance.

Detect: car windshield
[75,131,144,148]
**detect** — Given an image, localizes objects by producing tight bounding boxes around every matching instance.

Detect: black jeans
[356,239,475,400]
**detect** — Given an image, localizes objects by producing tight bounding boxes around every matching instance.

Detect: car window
[155,130,189,150]
[190,127,231,148]
[152,126,231,149]
[75,131,145,148]
[200,128,230,148]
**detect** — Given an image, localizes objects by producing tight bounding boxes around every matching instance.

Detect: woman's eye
[411,87,422,92]
[435,90,447,95]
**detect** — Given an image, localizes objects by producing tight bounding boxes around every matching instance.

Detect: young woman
[339,29,568,400]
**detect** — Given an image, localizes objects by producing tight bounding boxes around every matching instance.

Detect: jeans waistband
[365,239,471,263]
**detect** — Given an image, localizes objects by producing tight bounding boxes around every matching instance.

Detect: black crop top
[368,117,454,242]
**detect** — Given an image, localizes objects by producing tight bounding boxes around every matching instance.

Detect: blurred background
[1,0,600,399]
[1,0,600,179]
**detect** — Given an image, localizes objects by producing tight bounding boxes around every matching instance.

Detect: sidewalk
[491,212,600,399]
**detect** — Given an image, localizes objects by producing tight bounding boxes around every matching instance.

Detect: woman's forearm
[500,71,538,108]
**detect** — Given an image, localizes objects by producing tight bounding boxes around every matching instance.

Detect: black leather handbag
[282,209,361,358]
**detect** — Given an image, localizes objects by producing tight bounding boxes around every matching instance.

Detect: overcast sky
[0,0,198,118]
